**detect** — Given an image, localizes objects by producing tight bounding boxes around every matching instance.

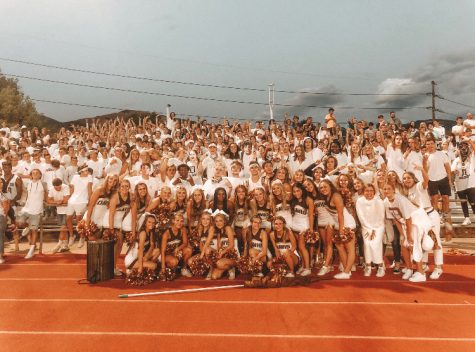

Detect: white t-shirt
[87,159,104,179]
[22,180,45,215]
[452,125,464,143]
[406,181,432,209]
[384,194,417,224]
[427,151,449,181]
[386,145,404,179]
[48,184,70,214]
[127,175,159,198]
[69,175,92,205]
[404,151,423,181]
[452,157,471,191]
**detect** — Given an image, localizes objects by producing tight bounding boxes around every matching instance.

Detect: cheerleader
[130,214,158,273]
[243,215,268,276]
[134,182,151,217]
[186,187,206,232]
[209,211,238,280]
[209,187,234,223]
[188,211,214,274]
[146,186,175,227]
[271,180,292,229]
[402,164,443,280]
[356,184,386,277]
[302,178,320,266]
[173,186,188,227]
[250,187,273,230]
[290,182,314,276]
[383,183,432,282]
[318,179,356,279]
[108,179,137,276]
[86,175,119,229]
[160,213,193,277]
[268,216,298,278]
[232,185,251,253]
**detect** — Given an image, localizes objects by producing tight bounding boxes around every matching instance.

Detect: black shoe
[393,267,401,274]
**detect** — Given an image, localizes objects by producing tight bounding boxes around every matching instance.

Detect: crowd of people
[1,107,474,283]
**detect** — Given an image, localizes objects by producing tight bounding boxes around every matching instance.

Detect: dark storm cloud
[375,49,475,110]
[275,85,345,117]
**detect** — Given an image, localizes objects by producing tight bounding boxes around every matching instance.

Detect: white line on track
[0,298,473,306]
[1,277,474,284]
[0,330,474,341]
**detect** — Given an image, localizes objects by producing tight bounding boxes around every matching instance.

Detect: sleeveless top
[275,231,292,253]
[166,227,183,249]
[256,202,272,229]
[2,174,19,201]
[249,228,265,250]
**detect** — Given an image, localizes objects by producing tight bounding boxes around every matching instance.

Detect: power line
[0,57,428,96]
[438,96,475,109]
[30,98,251,121]
[5,72,430,111]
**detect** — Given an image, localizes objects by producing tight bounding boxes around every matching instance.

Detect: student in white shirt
[47,178,70,253]
[18,169,46,259]
[67,165,93,248]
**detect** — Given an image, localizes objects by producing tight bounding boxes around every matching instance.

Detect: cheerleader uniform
[314,198,336,228]
[113,193,131,230]
[274,200,292,229]
[406,181,443,266]
[274,231,299,259]
[125,231,152,269]
[248,228,271,259]
[88,195,110,228]
[255,202,272,229]
[291,202,310,233]
[325,201,356,230]
[218,227,240,256]
[166,227,183,254]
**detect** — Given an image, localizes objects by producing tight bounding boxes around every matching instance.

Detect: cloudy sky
[0,0,474,123]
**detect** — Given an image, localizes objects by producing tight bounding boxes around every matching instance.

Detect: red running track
[0,253,474,352]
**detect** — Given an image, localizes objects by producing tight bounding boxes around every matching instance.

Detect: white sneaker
[285,272,295,278]
[52,242,62,254]
[334,272,351,280]
[422,263,430,272]
[462,217,471,226]
[77,237,85,249]
[228,268,236,280]
[364,266,372,277]
[429,268,443,280]
[376,266,385,278]
[0,257,5,264]
[114,268,123,276]
[59,245,70,253]
[68,235,76,247]
[409,271,426,282]
[256,272,264,277]
[389,261,396,269]
[402,269,413,280]
[21,227,30,237]
[317,265,331,276]
[296,267,304,275]
[24,245,35,259]
[300,268,311,277]
[181,268,192,277]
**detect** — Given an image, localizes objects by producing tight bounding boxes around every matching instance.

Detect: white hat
[208,143,217,148]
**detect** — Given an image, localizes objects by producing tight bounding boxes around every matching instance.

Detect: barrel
[87,240,115,283]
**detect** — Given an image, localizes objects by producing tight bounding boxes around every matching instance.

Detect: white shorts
[67,203,87,216]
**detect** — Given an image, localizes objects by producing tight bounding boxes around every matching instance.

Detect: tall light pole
[268,83,275,122]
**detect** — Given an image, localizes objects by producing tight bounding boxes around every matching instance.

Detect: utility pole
[268,83,275,122]
[431,80,436,121]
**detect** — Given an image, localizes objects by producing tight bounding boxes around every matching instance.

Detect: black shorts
[428,177,451,197]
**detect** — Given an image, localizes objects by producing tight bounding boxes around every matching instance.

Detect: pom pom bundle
[304,229,320,244]
[165,243,183,260]
[124,232,136,246]
[158,267,177,281]
[332,228,355,244]
[102,228,119,241]
[270,256,290,278]
[152,202,172,229]
[125,268,156,286]
[189,257,211,276]
[76,221,98,241]
[205,250,219,267]
[237,256,262,275]
[188,228,201,251]
[219,248,239,261]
